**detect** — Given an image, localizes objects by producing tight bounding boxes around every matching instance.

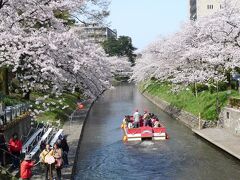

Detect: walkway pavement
[32,99,93,180]
[192,128,240,160]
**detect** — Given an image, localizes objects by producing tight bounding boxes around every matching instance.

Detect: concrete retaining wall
[71,99,95,179]
[219,107,240,135]
[142,92,200,129]
[3,115,32,141]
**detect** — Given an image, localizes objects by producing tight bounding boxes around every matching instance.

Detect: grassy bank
[140,81,240,121]
[0,93,27,106]
[34,92,81,126]
[0,91,81,126]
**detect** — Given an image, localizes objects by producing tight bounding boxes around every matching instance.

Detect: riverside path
[193,128,240,160]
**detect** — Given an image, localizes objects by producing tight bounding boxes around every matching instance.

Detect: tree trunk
[4,68,9,95]
[226,71,232,90]
[23,91,31,100]
[194,82,198,97]
[0,68,9,95]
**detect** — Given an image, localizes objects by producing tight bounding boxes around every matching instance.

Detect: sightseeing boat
[121,115,168,142]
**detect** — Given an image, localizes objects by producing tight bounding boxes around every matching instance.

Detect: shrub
[229,97,240,108]
[190,83,208,94]
[208,82,228,94]
[3,97,20,106]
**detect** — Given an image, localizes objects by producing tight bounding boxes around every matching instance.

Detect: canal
[74,84,240,180]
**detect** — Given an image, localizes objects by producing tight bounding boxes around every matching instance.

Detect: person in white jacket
[133,109,140,128]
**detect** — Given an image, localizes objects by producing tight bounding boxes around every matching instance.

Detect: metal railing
[0,146,22,167]
[0,103,30,126]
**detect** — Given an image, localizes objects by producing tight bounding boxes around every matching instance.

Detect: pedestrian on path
[20,154,35,180]
[53,143,63,180]
[8,132,22,169]
[39,144,54,180]
[60,135,69,166]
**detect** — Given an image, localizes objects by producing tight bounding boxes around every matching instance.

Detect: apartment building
[77,24,117,43]
[190,0,240,20]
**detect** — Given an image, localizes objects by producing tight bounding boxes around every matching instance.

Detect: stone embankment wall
[4,115,31,141]
[70,99,95,179]
[142,92,199,128]
[142,92,217,129]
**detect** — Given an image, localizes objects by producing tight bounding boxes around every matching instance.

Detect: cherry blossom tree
[131,0,240,94]
[0,0,112,99]
[107,56,132,77]
[75,0,110,25]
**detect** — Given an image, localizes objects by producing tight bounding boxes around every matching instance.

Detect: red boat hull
[122,117,168,141]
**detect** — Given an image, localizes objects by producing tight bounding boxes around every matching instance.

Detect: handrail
[0,165,15,178]
[0,147,21,160]
[50,129,63,147]
[22,128,43,154]
[23,127,47,154]
[21,125,49,153]
[29,128,53,157]
[21,127,34,141]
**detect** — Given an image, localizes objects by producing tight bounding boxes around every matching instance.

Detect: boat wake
[140,141,155,146]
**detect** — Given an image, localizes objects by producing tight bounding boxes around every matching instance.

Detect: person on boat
[122,115,130,125]
[133,109,140,128]
[154,119,161,128]
[143,110,148,119]
[150,115,159,127]
[39,144,54,180]
[149,113,154,118]
[20,154,35,180]
[151,116,157,125]
[128,121,133,129]
[143,111,151,126]
[149,113,157,126]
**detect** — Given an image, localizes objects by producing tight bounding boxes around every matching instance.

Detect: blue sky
[108,0,188,50]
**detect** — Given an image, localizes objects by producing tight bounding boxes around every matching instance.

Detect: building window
[207,5,214,9]
[227,112,230,119]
